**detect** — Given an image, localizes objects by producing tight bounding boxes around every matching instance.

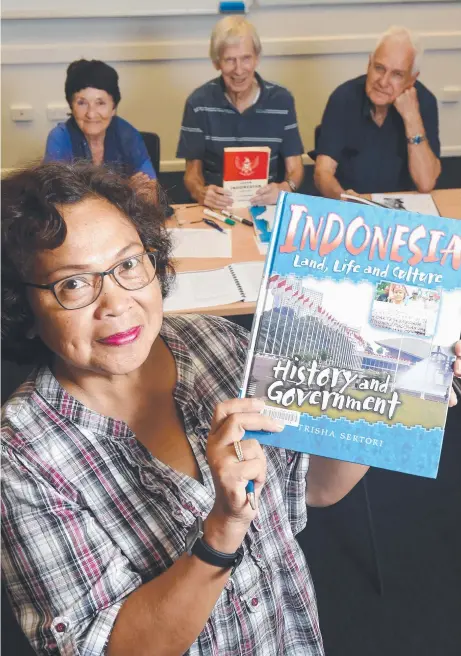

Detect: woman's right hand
[204,398,284,553]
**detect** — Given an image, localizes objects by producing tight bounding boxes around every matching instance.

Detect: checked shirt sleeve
[1,448,142,656]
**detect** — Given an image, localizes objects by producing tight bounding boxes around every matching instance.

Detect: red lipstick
[98,326,142,346]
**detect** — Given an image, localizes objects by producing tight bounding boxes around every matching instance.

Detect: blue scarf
[65,116,134,177]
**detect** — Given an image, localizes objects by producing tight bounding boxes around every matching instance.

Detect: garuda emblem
[235,156,259,177]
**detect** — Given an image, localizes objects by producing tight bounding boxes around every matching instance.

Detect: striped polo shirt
[177,73,304,186]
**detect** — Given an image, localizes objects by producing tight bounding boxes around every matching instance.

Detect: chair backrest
[307,124,322,162]
[314,124,321,151]
[140,131,161,175]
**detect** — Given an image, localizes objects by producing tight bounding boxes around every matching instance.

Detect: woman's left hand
[449,340,461,407]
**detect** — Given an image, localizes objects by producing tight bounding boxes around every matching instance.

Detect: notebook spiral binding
[228,265,245,301]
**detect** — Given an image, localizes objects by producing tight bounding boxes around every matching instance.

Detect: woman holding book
[2,162,460,656]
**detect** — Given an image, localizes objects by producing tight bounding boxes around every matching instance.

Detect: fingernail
[274,422,285,431]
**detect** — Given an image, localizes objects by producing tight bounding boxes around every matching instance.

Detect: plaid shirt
[2,315,324,656]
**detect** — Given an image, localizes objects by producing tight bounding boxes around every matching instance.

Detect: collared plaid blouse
[2,314,324,656]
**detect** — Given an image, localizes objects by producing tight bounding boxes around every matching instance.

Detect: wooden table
[169,189,461,317]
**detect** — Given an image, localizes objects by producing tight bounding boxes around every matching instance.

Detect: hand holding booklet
[240,192,461,478]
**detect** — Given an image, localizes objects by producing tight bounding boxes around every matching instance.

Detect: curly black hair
[2,161,175,365]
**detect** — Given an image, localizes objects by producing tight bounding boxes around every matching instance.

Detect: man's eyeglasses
[24,250,157,310]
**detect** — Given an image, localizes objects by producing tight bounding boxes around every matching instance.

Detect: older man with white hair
[313,26,441,199]
[177,16,304,209]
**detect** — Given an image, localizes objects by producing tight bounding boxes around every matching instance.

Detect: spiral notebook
[163,261,264,312]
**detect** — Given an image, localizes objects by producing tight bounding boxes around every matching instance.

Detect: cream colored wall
[2,2,461,172]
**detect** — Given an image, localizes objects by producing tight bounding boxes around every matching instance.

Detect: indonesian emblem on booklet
[223,146,270,208]
[240,192,461,478]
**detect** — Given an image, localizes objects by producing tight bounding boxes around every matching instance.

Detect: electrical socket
[47,104,70,121]
[439,86,461,103]
[11,105,34,121]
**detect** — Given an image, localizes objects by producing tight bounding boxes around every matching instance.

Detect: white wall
[2,2,461,172]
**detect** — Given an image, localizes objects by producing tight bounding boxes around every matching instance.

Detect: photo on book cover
[370,280,441,337]
[241,193,461,478]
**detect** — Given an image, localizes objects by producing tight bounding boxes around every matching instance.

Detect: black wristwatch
[185,516,244,575]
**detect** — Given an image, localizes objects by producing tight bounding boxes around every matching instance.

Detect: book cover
[240,192,461,478]
[223,147,270,208]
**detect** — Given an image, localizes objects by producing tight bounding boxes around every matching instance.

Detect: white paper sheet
[168,228,232,259]
[371,193,440,216]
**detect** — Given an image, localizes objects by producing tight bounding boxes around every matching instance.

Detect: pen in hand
[246,479,256,510]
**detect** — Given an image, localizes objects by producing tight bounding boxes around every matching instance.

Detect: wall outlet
[11,104,34,121]
[47,104,70,121]
[439,86,461,103]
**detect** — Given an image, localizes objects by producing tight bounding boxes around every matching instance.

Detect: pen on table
[202,218,225,233]
[238,386,257,510]
[220,209,254,227]
[204,208,235,227]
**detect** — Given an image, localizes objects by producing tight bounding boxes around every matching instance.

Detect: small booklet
[371,193,440,216]
[223,147,271,208]
[341,192,441,217]
[240,192,461,478]
[163,261,264,312]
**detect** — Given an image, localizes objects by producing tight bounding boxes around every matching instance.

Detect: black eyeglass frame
[24,249,158,310]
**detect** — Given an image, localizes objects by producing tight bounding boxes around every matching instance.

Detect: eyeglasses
[24,250,157,310]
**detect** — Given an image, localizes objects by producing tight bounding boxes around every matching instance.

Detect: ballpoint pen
[246,480,256,510]
[202,218,225,233]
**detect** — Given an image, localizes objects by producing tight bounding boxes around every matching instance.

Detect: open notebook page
[230,261,264,302]
[163,261,264,312]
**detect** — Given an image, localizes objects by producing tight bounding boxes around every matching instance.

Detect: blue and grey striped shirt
[177,74,304,186]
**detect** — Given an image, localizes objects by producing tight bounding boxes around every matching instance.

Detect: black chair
[140,131,160,175]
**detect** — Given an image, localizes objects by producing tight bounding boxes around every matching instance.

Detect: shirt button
[55,623,66,633]
[251,597,259,607]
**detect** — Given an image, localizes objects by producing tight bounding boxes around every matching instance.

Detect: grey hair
[209,16,262,65]
[373,26,423,75]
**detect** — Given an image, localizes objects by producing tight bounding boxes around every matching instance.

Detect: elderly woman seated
[44,59,157,200]
[177,16,305,209]
[2,163,460,656]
